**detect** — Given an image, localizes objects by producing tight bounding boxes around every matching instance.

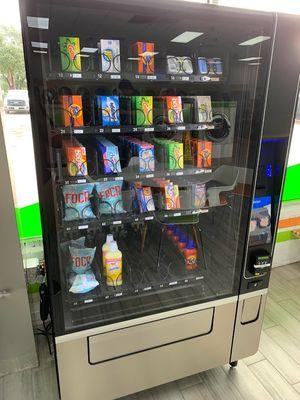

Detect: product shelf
[67,260,205,308]
[53,122,215,136]
[47,71,222,84]
[58,167,212,186]
[60,208,208,232]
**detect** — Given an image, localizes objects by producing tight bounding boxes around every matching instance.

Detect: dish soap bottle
[102,234,114,276]
[184,240,197,271]
[106,242,123,287]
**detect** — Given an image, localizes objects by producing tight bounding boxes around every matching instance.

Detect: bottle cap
[109,242,118,252]
[186,240,195,249]
[106,234,114,244]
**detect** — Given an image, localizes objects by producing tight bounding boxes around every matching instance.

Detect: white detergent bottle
[106,242,122,287]
[102,234,114,276]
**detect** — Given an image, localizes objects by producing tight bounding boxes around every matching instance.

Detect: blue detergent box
[95,137,121,174]
[95,96,120,126]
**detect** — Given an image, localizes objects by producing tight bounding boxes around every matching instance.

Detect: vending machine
[19,0,300,399]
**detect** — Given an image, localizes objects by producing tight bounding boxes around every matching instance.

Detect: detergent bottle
[184,240,197,271]
[102,234,114,276]
[177,233,188,253]
[106,242,123,287]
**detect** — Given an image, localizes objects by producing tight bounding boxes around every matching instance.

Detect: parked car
[4,90,30,113]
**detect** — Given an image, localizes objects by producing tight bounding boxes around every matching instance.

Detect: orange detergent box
[193,140,212,168]
[133,42,155,74]
[165,96,183,124]
[62,138,88,176]
[60,95,84,127]
[164,181,180,210]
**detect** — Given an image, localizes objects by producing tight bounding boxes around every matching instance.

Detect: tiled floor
[1,263,300,400]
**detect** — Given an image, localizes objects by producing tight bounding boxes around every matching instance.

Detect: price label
[72,73,82,79]
[114,176,124,181]
[169,281,178,286]
[115,292,123,297]
[98,74,103,79]
[147,75,157,80]
[78,225,88,230]
[60,129,66,134]
[145,216,154,221]
[181,76,190,81]
[110,74,121,80]
[196,276,204,280]
[176,171,183,176]
[103,177,108,182]
[135,75,140,79]
[84,299,93,304]
[144,127,154,132]
[143,286,152,291]
[173,212,181,217]
[112,128,120,133]
[177,126,185,131]
[77,179,86,183]
[113,220,122,225]
[146,173,154,178]
[101,222,107,226]
[133,127,138,132]
[195,169,203,174]
[210,77,220,82]
[99,128,104,133]
[74,129,83,134]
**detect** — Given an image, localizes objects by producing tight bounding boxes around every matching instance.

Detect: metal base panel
[56,298,237,400]
[231,290,267,363]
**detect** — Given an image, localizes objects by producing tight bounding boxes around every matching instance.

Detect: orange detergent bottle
[177,233,188,253]
[184,240,197,271]
[172,227,181,245]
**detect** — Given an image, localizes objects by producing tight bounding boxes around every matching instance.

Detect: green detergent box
[59,36,81,72]
[133,96,153,125]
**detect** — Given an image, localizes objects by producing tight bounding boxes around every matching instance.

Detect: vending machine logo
[103,48,113,63]
[68,103,82,120]
[65,39,77,61]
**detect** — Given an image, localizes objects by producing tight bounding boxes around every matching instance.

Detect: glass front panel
[21,0,274,334]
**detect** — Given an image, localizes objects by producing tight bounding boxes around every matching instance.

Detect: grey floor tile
[222,361,274,400]
[279,299,300,321]
[32,361,59,400]
[199,367,244,400]
[250,360,300,400]
[122,389,154,400]
[259,331,300,384]
[272,263,300,281]
[242,351,265,366]
[264,324,300,365]
[176,373,203,391]
[262,313,277,330]
[294,383,300,395]
[265,297,300,341]
[0,377,3,400]
[181,380,215,400]
[151,381,184,400]
[2,369,34,400]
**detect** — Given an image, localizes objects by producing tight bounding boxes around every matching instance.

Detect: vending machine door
[20,0,275,338]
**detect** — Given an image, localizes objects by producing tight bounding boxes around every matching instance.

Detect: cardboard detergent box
[100,39,121,73]
[165,96,183,124]
[95,96,120,126]
[194,96,212,123]
[62,138,88,177]
[132,96,153,126]
[60,95,84,127]
[94,137,121,174]
[132,42,155,74]
[192,140,212,168]
[59,36,81,72]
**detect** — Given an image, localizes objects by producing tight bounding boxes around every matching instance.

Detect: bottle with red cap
[177,233,188,253]
[184,240,197,271]
[172,227,181,245]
